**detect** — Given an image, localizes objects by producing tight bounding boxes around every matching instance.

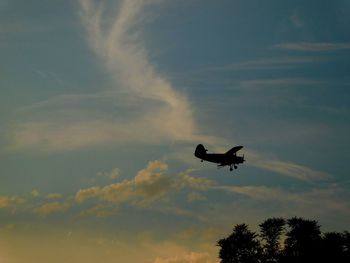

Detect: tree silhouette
[259,218,285,263]
[283,217,321,262]
[217,224,262,263]
[343,231,350,260]
[320,232,344,262]
[217,217,350,263]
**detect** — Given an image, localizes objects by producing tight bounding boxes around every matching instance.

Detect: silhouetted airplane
[194,144,245,171]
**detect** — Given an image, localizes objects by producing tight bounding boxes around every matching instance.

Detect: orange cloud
[34,202,70,216]
[0,196,25,208]
[75,160,214,209]
[154,252,217,263]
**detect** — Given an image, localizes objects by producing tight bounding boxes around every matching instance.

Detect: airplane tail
[194,144,207,158]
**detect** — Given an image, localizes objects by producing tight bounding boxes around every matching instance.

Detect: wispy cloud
[176,144,330,182]
[246,150,330,181]
[218,56,322,70]
[77,0,207,141]
[8,0,214,152]
[215,184,350,216]
[240,78,321,87]
[290,11,304,28]
[173,56,324,76]
[275,42,350,52]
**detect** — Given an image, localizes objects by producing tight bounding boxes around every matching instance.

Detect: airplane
[194,144,245,171]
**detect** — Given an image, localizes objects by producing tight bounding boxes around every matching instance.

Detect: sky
[1,0,350,262]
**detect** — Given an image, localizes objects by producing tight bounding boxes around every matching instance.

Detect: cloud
[275,42,350,52]
[79,204,117,218]
[240,78,320,88]
[46,193,63,199]
[30,190,40,197]
[134,160,174,201]
[185,56,324,73]
[97,167,121,180]
[216,184,350,216]
[256,160,329,181]
[290,10,304,28]
[187,192,207,202]
[75,160,214,208]
[154,252,216,263]
[246,150,330,181]
[0,226,218,263]
[0,196,25,209]
[7,0,214,152]
[34,201,70,216]
[78,0,210,143]
[217,185,288,201]
[75,186,101,203]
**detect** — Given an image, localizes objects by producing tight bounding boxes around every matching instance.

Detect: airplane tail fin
[195,144,207,158]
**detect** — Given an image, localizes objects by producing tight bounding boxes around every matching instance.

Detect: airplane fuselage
[194,144,245,171]
[197,153,244,165]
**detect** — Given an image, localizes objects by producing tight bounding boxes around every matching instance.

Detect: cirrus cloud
[275,42,350,52]
[8,0,214,153]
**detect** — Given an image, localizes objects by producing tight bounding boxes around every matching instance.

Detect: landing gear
[229,165,237,171]
[201,159,203,162]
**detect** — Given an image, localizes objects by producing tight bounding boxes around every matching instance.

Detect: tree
[218,218,349,263]
[283,217,321,263]
[217,224,262,263]
[343,231,350,260]
[259,218,285,263]
[320,232,344,262]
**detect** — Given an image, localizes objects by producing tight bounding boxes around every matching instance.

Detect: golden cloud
[79,204,116,218]
[75,186,101,203]
[0,196,25,208]
[75,160,214,209]
[154,252,216,263]
[46,193,63,199]
[34,201,70,216]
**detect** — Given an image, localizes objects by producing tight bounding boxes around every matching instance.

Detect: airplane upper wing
[225,146,243,155]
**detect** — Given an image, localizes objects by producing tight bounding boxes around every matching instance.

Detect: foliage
[217,224,262,263]
[259,218,285,263]
[217,217,349,263]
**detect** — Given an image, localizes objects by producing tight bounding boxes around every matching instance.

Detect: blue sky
[1,1,350,262]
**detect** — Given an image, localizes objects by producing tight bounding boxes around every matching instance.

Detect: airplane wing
[225,146,243,155]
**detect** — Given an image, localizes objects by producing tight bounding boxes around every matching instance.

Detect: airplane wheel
[230,167,233,171]
[234,166,237,169]
[201,160,203,162]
